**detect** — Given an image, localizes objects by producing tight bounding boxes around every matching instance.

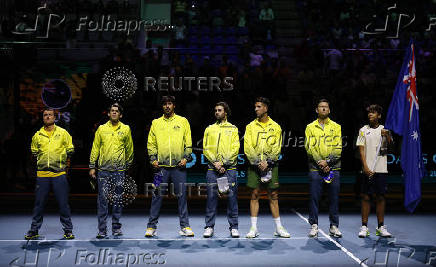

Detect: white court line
[291,208,368,267]
[0,236,327,242]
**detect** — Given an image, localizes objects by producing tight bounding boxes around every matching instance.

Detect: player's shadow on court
[20,240,72,251]
[89,239,124,248]
[301,238,340,254]
[202,239,234,249]
[140,240,195,251]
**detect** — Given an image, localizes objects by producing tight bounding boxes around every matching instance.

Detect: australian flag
[385,39,424,213]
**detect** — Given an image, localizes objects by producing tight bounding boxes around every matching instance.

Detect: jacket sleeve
[89,127,101,169]
[229,127,240,164]
[65,131,74,157]
[30,133,39,157]
[327,124,342,166]
[305,125,322,163]
[202,126,215,163]
[268,125,282,164]
[147,121,158,164]
[183,118,193,161]
[244,124,258,165]
[125,126,134,168]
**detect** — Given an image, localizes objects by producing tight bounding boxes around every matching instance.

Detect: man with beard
[145,95,194,237]
[244,97,290,238]
[202,102,240,238]
[89,103,134,239]
[25,108,75,240]
[305,99,342,238]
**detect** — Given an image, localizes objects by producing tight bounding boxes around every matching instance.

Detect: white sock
[273,217,282,228]
[251,217,257,228]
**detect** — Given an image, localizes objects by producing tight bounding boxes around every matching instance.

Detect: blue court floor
[1,210,435,267]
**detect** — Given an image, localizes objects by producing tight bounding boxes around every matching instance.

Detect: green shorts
[246,166,279,189]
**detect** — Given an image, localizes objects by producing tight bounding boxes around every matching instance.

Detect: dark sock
[378,222,384,228]
[362,222,368,227]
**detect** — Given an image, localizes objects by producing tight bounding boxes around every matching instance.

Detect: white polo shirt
[356,125,388,173]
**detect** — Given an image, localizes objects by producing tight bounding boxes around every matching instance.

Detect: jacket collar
[313,118,331,129]
[162,114,177,122]
[105,120,123,130]
[255,116,273,127]
[215,120,230,126]
[39,124,57,136]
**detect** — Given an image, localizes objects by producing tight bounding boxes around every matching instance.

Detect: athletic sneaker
[329,225,342,238]
[63,231,75,240]
[96,231,107,239]
[145,228,156,237]
[246,226,259,238]
[24,230,39,240]
[203,227,214,238]
[230,229,240,238]
[179,227,195,237]
[308,224,318,238]
[274,226,291,238]
[376,225,392,238]
[112,229,123,236]
[358,226,370,238]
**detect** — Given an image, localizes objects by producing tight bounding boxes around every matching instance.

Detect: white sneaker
[308,224,318,237]
[203,227,214,238]
[358,226,370,238]
[246,227,259,238]
[179,227,195,237]
[329,225,342,238]
[230,229,240,238]
[145,228,156,237]
[376,225,392,238]
[274,226,291,238]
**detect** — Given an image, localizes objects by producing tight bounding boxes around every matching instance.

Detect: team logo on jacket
[174,125,180,130]
[118,131,124,136]
[268,128,274,132]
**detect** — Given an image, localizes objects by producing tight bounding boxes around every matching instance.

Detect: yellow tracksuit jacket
[31,125,74,176]
[244,117,282,165]
[89,121,134,171]
[203,121,240,168]
[304,118,342,171]
[147,114,192,167]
